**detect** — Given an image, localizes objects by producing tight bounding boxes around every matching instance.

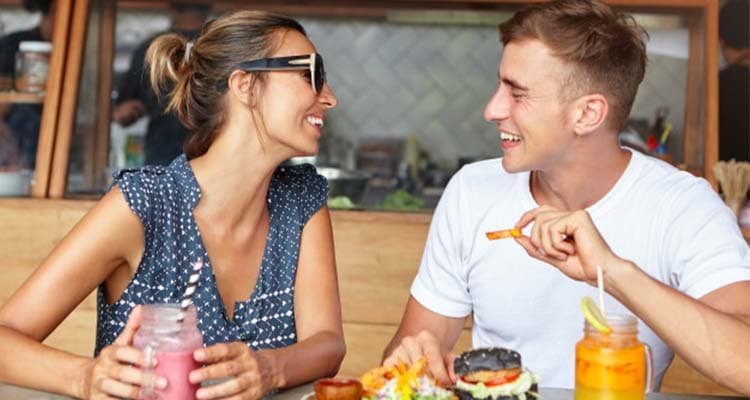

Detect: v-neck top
[94,155,328,355]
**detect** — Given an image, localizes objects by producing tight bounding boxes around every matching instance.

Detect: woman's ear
[572,93,609,136]
[227,70,257,107]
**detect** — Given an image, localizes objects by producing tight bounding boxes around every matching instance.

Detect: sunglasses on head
[221,53,326,94]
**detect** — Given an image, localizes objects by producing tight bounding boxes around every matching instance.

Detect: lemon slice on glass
[581,296,612,334]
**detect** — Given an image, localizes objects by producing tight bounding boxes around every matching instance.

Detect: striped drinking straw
[178,258,203,323]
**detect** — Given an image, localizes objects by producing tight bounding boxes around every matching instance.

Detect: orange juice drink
[574,314,651,400]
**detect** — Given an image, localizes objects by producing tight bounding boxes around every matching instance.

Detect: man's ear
[572,93,608,136]
[227,70,257,107]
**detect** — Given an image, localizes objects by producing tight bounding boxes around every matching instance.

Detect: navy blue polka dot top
[94,155,328,355]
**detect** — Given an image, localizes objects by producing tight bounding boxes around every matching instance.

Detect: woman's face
[256,29,338,158]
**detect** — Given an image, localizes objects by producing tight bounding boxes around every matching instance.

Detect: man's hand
[514,205,622,285]
[112,99,146,127]
[383,330,456,386]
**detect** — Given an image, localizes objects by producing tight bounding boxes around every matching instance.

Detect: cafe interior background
[0,0,746,397]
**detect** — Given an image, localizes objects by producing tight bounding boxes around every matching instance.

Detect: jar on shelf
[14,41,52,93]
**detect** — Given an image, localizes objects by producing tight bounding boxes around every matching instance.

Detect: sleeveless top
[94,155,328,355]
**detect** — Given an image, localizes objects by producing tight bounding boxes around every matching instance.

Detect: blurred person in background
[111,0,211,166]
[718,0,750,162]
[0,0,54,169]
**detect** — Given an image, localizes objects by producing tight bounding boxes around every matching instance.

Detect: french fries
[485,228,522,240]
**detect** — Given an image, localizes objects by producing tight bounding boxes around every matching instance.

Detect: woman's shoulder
[271,163,329,225]
[273,163,328,194]
[109,156,197,220]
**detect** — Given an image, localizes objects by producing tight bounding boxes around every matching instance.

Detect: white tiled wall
[1,7,690,167]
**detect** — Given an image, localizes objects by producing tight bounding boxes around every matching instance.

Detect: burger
[453,348,540,400]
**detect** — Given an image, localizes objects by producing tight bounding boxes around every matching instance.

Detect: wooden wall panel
[0,201,738,396]
[331,211,431,325]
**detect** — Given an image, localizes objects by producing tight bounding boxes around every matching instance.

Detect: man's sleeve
[661,179,750,299]
[410,171,473,318]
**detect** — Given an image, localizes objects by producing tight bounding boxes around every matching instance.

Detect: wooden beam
[683,12,704,177]
[31,0,73,197]
[92,0,117,189]
[702,0,718,187]
[48,0,91,198]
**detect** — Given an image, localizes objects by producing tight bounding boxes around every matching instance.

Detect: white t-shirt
[411,149,750,389]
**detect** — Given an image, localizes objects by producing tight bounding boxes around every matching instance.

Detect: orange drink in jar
[574,314,652,400]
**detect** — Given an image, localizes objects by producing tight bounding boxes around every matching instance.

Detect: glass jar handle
[139,342,158,400]
[644,343,654,393]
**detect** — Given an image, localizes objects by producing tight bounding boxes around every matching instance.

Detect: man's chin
[500,158,529,174]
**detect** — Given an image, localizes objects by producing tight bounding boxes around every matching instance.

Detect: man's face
[484,39,578,173]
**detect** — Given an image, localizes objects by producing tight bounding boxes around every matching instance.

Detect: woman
[0,10,343,399]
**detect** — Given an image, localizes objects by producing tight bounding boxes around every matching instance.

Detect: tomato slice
[460,371,521,387]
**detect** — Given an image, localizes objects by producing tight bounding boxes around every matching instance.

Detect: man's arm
[515,206,750,395]
[608,265,750,394]
[383,296,467,386]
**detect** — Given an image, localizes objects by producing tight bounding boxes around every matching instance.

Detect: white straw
[178,258,203,323]
[597,265,606,318]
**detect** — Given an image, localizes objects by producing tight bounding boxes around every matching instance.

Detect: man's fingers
[423,344,450,386]
[114,306,142,346]
[400,337,424,365]
[444,352,458,383]
[514,209,537,229]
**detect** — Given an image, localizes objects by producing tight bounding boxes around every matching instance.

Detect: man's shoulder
[627,150,717,208]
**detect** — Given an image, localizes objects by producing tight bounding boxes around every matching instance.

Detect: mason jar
[574,313,653,400]
[14,41,52,93]
[133,304,203,400]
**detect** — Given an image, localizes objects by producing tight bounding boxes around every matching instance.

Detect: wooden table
[0,382,746,400]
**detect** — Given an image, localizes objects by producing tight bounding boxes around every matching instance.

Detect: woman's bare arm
[0,187,144,396]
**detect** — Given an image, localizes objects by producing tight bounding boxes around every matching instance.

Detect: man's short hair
[720,0,750,49]
[22,0,52,14]
[499,0,648,131]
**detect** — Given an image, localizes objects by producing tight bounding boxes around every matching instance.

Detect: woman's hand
[79,306,165,399]
[514,205,621,285]
[190,342,277,400]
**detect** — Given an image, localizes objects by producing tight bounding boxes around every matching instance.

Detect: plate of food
[307,347,539,400]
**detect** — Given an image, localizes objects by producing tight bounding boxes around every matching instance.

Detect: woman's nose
[319,84,338,109]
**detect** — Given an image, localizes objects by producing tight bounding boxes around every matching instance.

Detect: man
[0,0,54,168]
[383,0,750,394]
[111,0,210,166]
[718,0,750,162]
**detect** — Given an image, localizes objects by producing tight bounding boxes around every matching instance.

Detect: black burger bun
[454,347,522,376]
[453,348,538,400]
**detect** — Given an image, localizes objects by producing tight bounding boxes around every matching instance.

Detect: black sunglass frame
[220,53,326,94]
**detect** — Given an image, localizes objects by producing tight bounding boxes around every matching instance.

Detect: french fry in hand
[486,228,522,240]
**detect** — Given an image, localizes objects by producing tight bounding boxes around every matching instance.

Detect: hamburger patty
[461,367,522,383]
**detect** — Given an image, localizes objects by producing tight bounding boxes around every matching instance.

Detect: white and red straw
[178,258,203,323]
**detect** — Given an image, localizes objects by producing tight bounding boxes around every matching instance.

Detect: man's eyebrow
[499,76,529,92]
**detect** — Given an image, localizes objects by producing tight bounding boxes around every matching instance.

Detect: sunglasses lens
[315,55,326,93]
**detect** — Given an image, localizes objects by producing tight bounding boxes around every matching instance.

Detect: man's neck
[530,146,632,211]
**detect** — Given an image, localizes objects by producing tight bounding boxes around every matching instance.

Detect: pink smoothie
[154,350,200,400]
